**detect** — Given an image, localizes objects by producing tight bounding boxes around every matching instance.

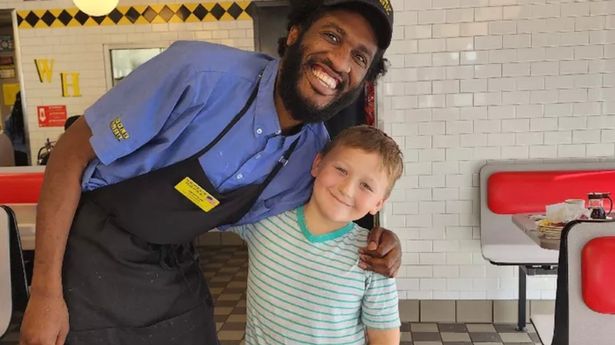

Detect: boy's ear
[311,153,323,178]
[287,25,300,46]
[368,196,388,215]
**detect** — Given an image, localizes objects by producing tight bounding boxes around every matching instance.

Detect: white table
[512,214,560,251]
[18,223,35,251]
[8,204,36,251]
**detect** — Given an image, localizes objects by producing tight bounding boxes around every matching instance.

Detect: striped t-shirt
[230,206,400,344]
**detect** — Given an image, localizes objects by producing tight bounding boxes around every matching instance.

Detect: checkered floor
[1,245,543,345]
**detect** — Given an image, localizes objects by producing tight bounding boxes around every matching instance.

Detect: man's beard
[278,40,364,124]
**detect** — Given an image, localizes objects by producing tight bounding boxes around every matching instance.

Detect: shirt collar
[297,206,355,243]
[254,59,283,137]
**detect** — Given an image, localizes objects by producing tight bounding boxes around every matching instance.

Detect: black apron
[63,73,298,344]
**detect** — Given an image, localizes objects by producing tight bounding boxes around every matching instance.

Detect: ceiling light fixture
[73,0,119,16]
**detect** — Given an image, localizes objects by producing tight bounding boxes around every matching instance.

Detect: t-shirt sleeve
[84,42,214,165]
[361,273,401,329]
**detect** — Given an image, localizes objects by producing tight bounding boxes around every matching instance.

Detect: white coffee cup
[565,199,585,208]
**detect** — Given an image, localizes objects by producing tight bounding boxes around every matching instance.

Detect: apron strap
[189,71,264,159]
[185,68,298,198]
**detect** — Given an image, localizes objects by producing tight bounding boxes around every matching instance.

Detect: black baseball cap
[321,0,394,49]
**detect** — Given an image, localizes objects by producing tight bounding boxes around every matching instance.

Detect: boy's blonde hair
[321,125,403,195]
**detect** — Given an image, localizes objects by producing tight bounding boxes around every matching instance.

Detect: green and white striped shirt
[230,207,400,344]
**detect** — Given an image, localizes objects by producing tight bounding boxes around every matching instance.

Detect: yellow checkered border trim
[17,2,253,29]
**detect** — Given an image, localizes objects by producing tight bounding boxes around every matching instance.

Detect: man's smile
[306,63,344,97]
[312,64,340,88]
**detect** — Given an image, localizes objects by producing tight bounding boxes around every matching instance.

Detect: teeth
[312,68,337,89]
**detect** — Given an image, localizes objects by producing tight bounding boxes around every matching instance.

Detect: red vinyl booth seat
[487,170,615,214]
[582,236,615,314]
[0,173,44,204]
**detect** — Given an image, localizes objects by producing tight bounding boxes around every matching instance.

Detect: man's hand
[20,290,69,345]
[359,227,401,278]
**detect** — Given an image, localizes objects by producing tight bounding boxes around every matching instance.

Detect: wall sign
[61,72,81,97]
[35,58,54,83]
[37,105,67,127]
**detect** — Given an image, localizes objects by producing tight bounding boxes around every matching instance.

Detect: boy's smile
[305,146,389,234]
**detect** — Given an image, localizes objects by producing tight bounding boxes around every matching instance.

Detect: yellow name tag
[174,177,220,212]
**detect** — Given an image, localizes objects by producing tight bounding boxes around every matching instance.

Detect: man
[20,0,399,344]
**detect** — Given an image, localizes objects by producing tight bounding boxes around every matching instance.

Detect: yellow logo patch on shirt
[110,117,130,141]
[174,177,220,212]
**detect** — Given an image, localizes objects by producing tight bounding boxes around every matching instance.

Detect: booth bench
[479,160,615,330]
[0,166,43,337]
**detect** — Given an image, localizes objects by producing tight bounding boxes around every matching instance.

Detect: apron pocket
[66,303,218,345]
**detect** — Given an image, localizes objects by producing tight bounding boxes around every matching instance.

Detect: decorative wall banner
[37,105,67,127]
[34,59,54,83]
[17,2,253,29]
[60,72,81,97]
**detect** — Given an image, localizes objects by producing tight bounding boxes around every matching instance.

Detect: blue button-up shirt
[82,41,329,227]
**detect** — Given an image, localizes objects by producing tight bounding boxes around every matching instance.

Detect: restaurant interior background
[1,0,615,324]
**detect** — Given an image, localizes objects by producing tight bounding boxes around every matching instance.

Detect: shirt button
[236,173,244,180]
[256,128,263,135]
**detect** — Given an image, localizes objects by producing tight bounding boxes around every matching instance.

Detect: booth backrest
[582,236,615,314]
[487,170,615,215]
[552,220,615,345]
[0,167,45,252]
[0,170,44,204]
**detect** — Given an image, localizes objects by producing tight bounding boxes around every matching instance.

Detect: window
[109,47,165,87]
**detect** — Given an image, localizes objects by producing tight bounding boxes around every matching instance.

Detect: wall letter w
[35,59,54,83]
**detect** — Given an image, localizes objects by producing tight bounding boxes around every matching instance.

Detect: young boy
[230,125,403,344]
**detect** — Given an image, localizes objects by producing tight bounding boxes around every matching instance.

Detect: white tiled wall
[3,0,614,300]
[380,0,615,300]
